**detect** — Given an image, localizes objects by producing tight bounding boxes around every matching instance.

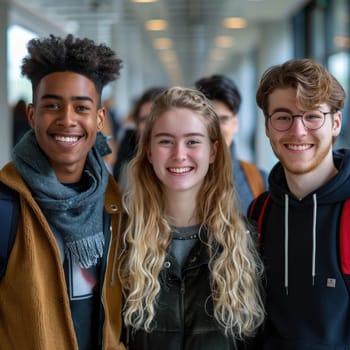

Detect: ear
[209,140,218,164]
[232,114,239,135]
[332,111,342,136]
[27,103,35,128]
[146,147,153,164]
[265,122,270,138]
[97,107,106,131]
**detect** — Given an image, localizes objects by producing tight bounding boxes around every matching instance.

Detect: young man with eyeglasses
[248,58,349,349]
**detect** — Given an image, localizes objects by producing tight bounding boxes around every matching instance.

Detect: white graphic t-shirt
[64,247,101,350]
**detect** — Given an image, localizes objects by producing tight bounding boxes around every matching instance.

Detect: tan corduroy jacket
[0,162,126,350]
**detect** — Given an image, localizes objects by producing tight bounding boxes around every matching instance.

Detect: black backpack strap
[0,182,19,279]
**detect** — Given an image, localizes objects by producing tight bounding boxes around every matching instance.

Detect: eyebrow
[269,107,293,115]
[40,94,94,103]
[153,132,206,138]
[218,114,231,118]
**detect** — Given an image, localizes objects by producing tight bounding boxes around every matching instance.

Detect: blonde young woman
[119,87,264,349]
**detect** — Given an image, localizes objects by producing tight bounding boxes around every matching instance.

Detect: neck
[164,191,199,227]
[284,158,338,200]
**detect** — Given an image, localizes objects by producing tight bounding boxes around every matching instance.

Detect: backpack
[240,160,266,198]
[248,191,350,275]
[0,182,19,279]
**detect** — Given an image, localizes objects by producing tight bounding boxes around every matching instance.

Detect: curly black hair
[21,34,123,99]
[194,74,241,115]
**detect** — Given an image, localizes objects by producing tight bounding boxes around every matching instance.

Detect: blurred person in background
[101,96,122,172]
[195,74,268,214]
[12,98,30,146]
[113,86,166,192]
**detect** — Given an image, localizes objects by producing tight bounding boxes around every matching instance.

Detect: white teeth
[55,135,79,143]
[169,167,191,174]
[287,144,310,151]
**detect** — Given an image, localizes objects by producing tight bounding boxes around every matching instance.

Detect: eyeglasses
[268,110,332,131]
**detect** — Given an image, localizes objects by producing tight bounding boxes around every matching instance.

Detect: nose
[289,115,307,135]
[172,142,186,161]
[55,105,77,126]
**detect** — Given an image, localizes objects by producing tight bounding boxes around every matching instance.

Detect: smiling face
[266,87,341,175]
[27,71,105,183]
[147,107,217,198]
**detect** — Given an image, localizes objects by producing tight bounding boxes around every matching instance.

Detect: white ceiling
[9,0,310,86]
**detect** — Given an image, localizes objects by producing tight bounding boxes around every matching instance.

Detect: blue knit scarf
[12,130,109,268]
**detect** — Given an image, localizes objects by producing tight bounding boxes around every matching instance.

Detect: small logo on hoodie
[326,278,336,288]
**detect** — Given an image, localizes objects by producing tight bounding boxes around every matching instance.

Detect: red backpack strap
[340,198,350,274]
[248,191,271,241]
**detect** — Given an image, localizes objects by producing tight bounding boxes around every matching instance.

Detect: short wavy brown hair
[256,58,345,124]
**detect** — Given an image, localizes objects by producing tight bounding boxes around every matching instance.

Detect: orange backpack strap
[240,160,266,198]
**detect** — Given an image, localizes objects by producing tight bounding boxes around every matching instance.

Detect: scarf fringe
[66,232,105,269]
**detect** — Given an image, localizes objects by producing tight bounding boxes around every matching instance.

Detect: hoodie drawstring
[312,194,317,286]
[284,193,317,296]
[110,212,123,286]
[284,194,289,295]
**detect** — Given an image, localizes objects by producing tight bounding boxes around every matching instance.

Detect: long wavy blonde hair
[119,86,265,338]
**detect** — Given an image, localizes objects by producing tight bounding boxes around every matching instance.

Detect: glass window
[329,52,350,147]
[7,25,37,104]
[328,0,350,53]
[327,0,350,147]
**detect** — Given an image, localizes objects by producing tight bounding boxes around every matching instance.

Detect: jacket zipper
[99,212,112,349]
[180,278,185,348]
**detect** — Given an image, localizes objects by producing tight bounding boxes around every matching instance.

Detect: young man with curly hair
[0,34,125,350]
